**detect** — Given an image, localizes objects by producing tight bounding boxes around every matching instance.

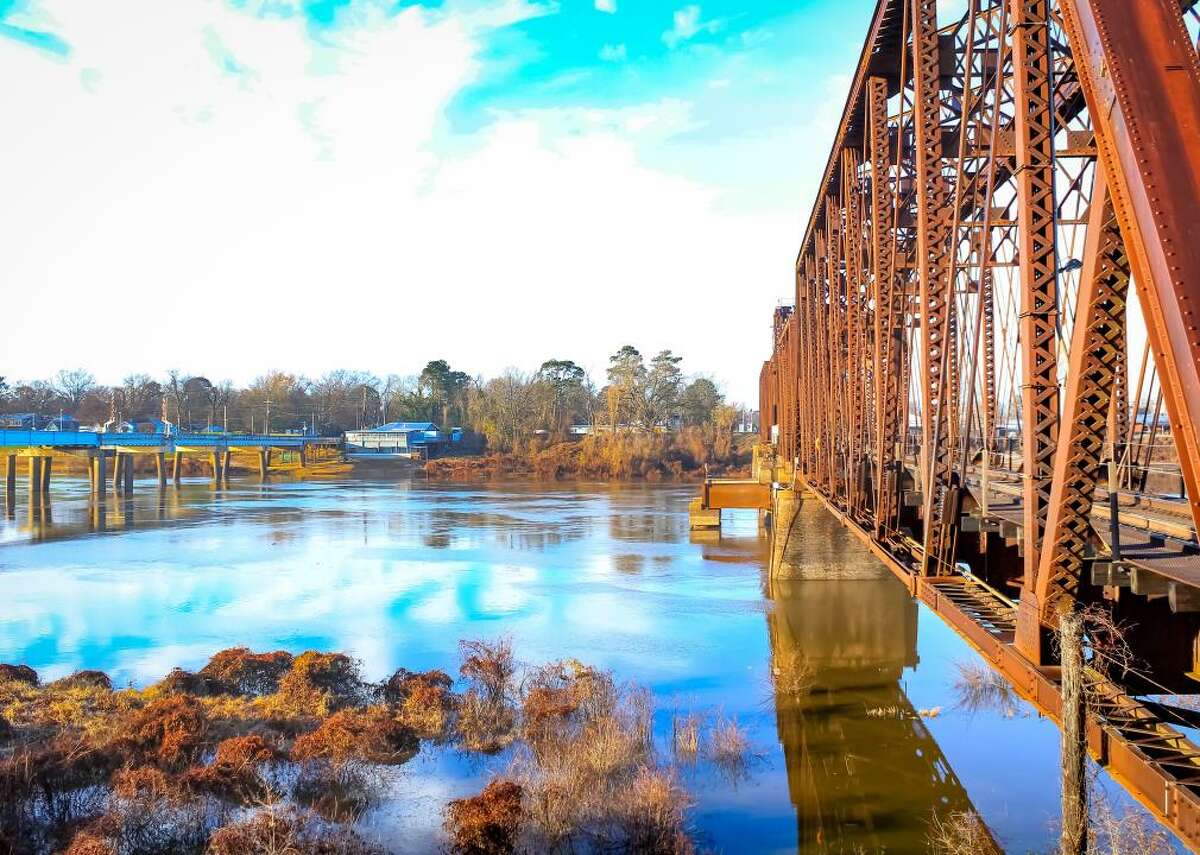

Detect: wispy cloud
[598,42,626,62]
[663,5,716,49]
[594,0,617,12]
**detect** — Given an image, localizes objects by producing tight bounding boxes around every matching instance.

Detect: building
[46,415,81,431]
[343,422,462,457]
[0,413,42,429]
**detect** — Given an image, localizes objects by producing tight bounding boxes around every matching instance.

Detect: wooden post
[123,454,134,493]
[1059,607,1086,855]
[5,454,15,497]
[155,452,166,489]
[41,456,52,494]
[172,451,182,485]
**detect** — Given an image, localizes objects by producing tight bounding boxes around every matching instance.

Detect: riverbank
[422,431,753,482]
[0,640,765,854]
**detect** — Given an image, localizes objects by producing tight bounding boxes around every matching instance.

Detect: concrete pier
[123,455,134,493]
[155,452,166,489]
[769,488,801,577]
[5,454,15,497]
[172,452,182,485]
[258,449,270,480]
[40,456,52,493]
[28,456,43,499]
[210,452,222,483]
[221,450,232,484]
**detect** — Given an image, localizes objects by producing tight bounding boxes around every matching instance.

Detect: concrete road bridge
[1,429,341,497]
[692,0,1200,846]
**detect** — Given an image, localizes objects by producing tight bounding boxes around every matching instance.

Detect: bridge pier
[27,456,43,500]
[221,450,232,484]
[172,452,182,485]
[41,456,52,494]
[155,452,166,489]
[769,488,801,577]
[258,449,270,481]
[123,454,134,493]
[299,445,308,468]
[210,452,222,484]
[5,454,15,498]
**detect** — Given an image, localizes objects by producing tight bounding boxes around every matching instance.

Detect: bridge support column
[172,452,182,485]
[5,454,15,498]
[299,445,308,468]
[258,449,270,480]
[28,456,43,499]
[123,454,134,493]
[94,452,107,497]
[769,488,801,578]
[112,454,124,496]
[41,456,52,494]
[221,450,232,484]
[210,452,222,484]
[155,453,166,489]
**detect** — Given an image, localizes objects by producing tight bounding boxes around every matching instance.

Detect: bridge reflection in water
[767,502,984,852]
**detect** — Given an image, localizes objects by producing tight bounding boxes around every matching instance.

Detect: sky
[0,0,882,403]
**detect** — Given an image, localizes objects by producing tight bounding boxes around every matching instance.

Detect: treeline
[0,347,751,443]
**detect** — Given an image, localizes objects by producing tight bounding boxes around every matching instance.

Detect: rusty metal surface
[702,479,772,511]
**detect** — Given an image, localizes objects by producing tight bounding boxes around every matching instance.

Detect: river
[0,476,1171,852]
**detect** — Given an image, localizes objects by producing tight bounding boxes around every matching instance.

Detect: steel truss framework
[761,0,1200,843]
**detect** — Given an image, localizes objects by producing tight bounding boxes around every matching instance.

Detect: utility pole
[265,398,271,436]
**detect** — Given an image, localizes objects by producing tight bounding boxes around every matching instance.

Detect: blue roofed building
[343,422,462,457]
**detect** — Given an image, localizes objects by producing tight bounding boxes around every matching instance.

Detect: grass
[926,809,999,854]
[770,649,814,699]
[707,713,755,783]
[950,660,1019,718]
[0,640,744,854]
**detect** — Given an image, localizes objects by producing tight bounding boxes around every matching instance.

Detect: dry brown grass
[291,706,418,765]
[444,778,526,854]
[0,663,38,686]
[272,651,365,716]
[1089,786,1176,854]
[671,711,701,764]
[206,804,384,855]
[292,758,383,823]
[198,647,294,696]
[460,638,516,705]
[950,660,1019,718]
[926,809,999,854]
[385,668,456,740]
[770,650,815,699]
[707,713,754,782]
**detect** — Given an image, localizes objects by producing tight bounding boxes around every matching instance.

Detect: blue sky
[0,0,875,401]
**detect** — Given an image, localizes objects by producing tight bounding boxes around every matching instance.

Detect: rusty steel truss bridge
[755,0,1200,845]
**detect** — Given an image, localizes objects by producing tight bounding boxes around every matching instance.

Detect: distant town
[0,348,757,455]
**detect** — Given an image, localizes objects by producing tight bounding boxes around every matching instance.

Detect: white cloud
[663,4,715,48]
[594,0,617,12]
[598,42,626,62]
[0,1,795,402]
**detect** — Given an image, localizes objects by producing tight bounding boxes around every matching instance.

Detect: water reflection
[767,501,983,852]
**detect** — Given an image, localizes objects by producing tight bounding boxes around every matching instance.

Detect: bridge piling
[155,452,166,489]
[172,452,182,486]
[27,456,43,500]
[769,488,801,577]
[210,452,222,484]
[123,455,134,493]
[258,449,270,481]
[41,457,52,494]
[221,451,232,485]
[5,454,15,498]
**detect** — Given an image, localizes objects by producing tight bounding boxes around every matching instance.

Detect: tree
[679,377,724,426]
[183,376,214,428]
[115,374,162,422]
[535,359,587,437]
[54,369,96,411]
[606,346,645,429]
[638,350,684,428]
[469,370,535,452]
[419,360,470,428]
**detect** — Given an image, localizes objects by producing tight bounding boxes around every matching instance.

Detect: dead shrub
[608,766,694,854]
[707,714,753,782]
[0,663,38,686]
[926,809,998,854]
[275,651,364,716]
[154,668,225,697]
[62,830,117,855]
[444,778,525,855]
[114,694,211,770]
[292,758,382,823]
[292,706,418,765]
[460,638,515,705]
[49,670,113,692]
[457,689,518,754]
[0,735,116,846]
[94,766,214,854]
[206,805,384,855]
[179,734,282,804]
[770,650,814,699]
[385,669,456,739]
[198,647,294,696]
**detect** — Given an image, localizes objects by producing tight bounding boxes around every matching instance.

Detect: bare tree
[53,369,96,411]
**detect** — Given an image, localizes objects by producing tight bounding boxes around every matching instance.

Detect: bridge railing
[0,429,340,450]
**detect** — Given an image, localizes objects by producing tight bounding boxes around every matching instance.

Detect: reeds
[950,660,1019,718]
[926,809,999,854]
